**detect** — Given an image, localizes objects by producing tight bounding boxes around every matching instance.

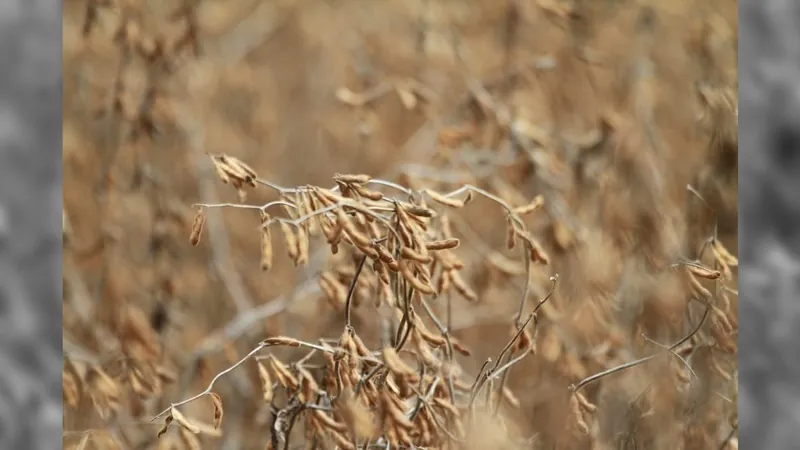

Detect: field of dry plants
[62,0,738,449]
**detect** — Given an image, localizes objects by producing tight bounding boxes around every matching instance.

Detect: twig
[345,255,369,329]
[152,338,335,422]
[570,300,711,393]
[493,276,557,413]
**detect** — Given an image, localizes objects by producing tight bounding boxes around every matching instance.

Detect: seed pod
[296,225,309,266]
[440,215,454,239]
[373,260,390,286]
[350,330,371,357]
[211,160,231,184]
[268,357,299,391]
[320,272,347,310]
[189,209,206,246]
[570,394,590,434]
[374,243,399,267]
[405,205,437,218]
[226,155,258,186]
[413,310,446,347]
[424,189,465,208]
[450,338,472,356]
[382,347,419,380]
[687,263,721,280]
[256,361,274,403]
[436,269,451,294]
[517,235,549,264]
[338,208,372,248]
[512,195,544,216]
[688,273,712,298]
[574,391,597,413]
[401,245,433,264]
[399,261,437,295]
[425,238,460,251]
[354,185,385,201]
[711,239,738,266]
[450,270,478,302]
[278,221,299,262]
[259,212,273,271]
[506,216,516,250]
[333,173,372,185]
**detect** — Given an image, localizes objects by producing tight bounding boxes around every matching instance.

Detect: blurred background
[62,0,738,449]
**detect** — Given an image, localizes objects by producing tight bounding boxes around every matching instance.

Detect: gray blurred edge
[0,0,63,448]
[739,0,800,449]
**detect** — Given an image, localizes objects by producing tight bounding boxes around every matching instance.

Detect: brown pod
[512,195,544,216]
[189,209,206,246]
[425,238,460,251]
[333,173,372,185]
[687,263,721,280]
[259,212,273,271]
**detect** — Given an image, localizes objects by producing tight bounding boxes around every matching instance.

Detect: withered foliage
[64,0,737,449]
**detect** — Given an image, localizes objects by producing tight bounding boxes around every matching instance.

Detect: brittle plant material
[686,262,722,280]
[401,244,433,264]
[267,357,299,391]
[169,405,222,437]
[209,153,258,187]
[449,269,478,302]
[189,208,205,246]
[333,173,372,185]
[511,195,545,216]
[424,188,469,208]
[278,221,300,263]
[569,393,590,435]
[506,215,517,250]
[711,238,738,266]
[516,230,550,264]
[178,427,202,450]
[425,238,460,251]
[382,347,420,381]
[259,211,273,270]
[319,271,347,310]
[86,365,121,420]
[209,392,224,429]
[256,360,274,403]
[63,359,82,409]
[399,260,437,295]
[688,272,713,299]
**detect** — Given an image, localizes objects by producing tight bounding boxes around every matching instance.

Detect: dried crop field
[62,0,738,449]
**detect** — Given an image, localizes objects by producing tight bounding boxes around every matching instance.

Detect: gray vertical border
[0,0,62,448]
[739,0,800,449]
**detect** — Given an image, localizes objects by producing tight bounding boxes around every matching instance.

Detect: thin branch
[345,255,369,329]
[570,300,711,393]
